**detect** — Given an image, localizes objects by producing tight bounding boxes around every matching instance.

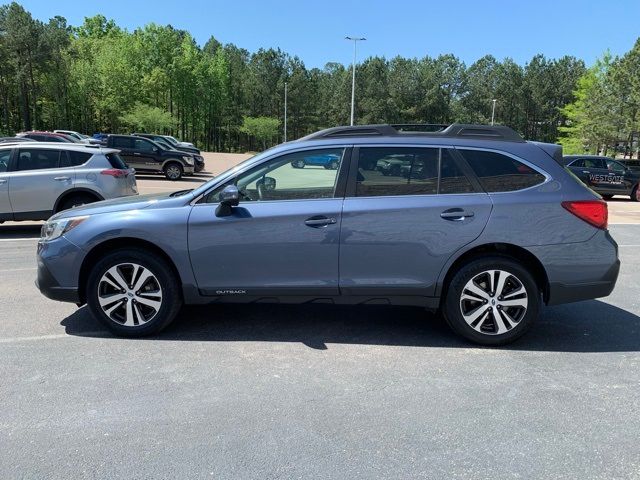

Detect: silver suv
[0,143,137,222]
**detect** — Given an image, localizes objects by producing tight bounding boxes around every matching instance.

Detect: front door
[9,148,73,219]
[188,147,349,297]
[339,146,492,298]
[0,149,11,221]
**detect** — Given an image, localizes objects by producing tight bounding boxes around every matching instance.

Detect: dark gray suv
[36,124,620,345]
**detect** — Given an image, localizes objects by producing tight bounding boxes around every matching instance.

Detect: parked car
[132,133,205,172]
[16,131,76,143]
[35,123,619,346]
[290,152,340,169]
[563,155,639,201]
[54,130,101,145]
[104,135,195,180]
[0,137,36,143]
[0,143,137,222]
[162,135,194,148]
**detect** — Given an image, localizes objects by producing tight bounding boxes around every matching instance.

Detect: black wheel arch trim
[53,188,104,213]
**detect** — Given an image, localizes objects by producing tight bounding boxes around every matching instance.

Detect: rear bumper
[547,259,620,305]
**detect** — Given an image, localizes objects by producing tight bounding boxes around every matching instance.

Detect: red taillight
[561,200,608,229]
[100,169,127,178]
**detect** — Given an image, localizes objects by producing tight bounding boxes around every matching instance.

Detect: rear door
[605,159,634,195]
[110,137,141,170]
[339,146,492,298]
[8,148,74,218]
[0,149,12,221]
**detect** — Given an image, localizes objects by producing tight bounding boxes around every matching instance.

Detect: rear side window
[16,149,61,171]
[356,147,439,197]
[0,149,10,172]
[355,147,475,197]
[459,149,546,192]
[60,151,92,167]
[134,138,155,152]
[111,137,134,149]
[106,153,128,169]
[568,158,584,168]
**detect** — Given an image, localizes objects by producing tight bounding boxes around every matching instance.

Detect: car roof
[0,142,118,154]
[563,154,613,159]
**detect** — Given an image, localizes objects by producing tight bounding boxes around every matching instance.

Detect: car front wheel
[86,249,183,337]
[164,162,183,180]
[443,257,540,346]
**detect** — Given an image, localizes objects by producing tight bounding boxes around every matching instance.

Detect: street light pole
[491,99,497,126]
[345,36,366,126]
[284,82,288,142]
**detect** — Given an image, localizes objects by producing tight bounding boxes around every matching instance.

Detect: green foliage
[119,102,176,132]
[240,116,280,149]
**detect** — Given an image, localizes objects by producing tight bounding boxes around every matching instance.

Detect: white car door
[8,147,75,219]
[0,149,11,221]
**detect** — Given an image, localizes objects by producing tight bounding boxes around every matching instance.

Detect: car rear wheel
[57,193,99,213]
[164,162,183,180]
[443,257,540,346]
[86,249,182,337]
[631,185,639,202]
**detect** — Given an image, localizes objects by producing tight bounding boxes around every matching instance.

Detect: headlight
[40,216,88,242]
[183,156,194,165]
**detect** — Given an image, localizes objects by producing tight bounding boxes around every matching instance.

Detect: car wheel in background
[602,194,614,200]
[86,248,182,337]
[631,185,639,202]
[164,162,183,180]
[443,257,540,346]
[291,159,305,169]
[57,193,99,213]
[329,160,339,170]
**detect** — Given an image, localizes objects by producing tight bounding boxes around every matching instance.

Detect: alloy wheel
[166,165,181,179]
[97,263,163,327]
[459,269,528,335]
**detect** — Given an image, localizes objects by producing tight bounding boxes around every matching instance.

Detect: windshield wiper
[169,189,193,197]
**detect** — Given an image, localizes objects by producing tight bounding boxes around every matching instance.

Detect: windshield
[164,136,179,146]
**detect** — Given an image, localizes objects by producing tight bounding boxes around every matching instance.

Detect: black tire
[86,248,183,337]
[163,162,183,180]
[442,256,540,346]
[291,159,305,169]
[329,160,339,170]
[631,185,639,202]
[57,193,98,213]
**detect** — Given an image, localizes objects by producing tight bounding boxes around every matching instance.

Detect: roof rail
[299,123,525,142]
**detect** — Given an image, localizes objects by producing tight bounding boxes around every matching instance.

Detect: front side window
[16,149,61,171]
[205,148,345,203]
[459,149,546,192]
[0,150,10,172]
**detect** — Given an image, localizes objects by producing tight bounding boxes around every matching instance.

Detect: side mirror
[152,147,158,153]
[215,185,240,217]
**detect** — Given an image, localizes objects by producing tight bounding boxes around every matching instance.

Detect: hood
[49,192,188,220]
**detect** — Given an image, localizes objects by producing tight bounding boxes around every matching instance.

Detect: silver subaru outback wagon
[35,124,620,345]
[0,142,137,222]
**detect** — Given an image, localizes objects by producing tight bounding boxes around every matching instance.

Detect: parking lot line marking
[0,238,38,242]
[0,267,36,272]
[0,331,110,343]
[619,245,640,247]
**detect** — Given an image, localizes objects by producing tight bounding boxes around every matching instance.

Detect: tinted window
[439,149,474,194]
[60,151,92,167]
[460,149,546,192]
[568,158,584,168]
[582,158,606,169]
[16,149,61,171]
[607,160,626,172]
[106,153,128,169]
[134,138,156,152]
[205,148,344,203]
[111,137,134,149]
[356,147,438,197]
[0,149,10,172]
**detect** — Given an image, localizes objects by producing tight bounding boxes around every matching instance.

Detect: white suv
[0,142,138,222]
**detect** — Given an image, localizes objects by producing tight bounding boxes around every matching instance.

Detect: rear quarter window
[106,153,128,169]
[60,151,93,167]
[459,149,546,192]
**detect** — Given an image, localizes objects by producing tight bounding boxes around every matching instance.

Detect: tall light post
[491,99,497,125]
[345,36,366,126]
[284,82,288,142]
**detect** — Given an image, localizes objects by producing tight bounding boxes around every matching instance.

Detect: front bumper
[36,237,83,304]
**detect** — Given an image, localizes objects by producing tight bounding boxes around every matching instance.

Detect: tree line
[1,1,632,154]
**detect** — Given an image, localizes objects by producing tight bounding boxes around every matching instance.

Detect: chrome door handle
[133,152,141,155]
[54,176,70,181]
[304,216,337,228]
[582,170,591,174]
[441,209,474,221]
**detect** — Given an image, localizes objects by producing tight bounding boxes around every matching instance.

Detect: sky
[18,0,640,68]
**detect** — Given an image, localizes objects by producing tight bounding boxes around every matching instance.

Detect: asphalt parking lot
[1,166,640,478]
